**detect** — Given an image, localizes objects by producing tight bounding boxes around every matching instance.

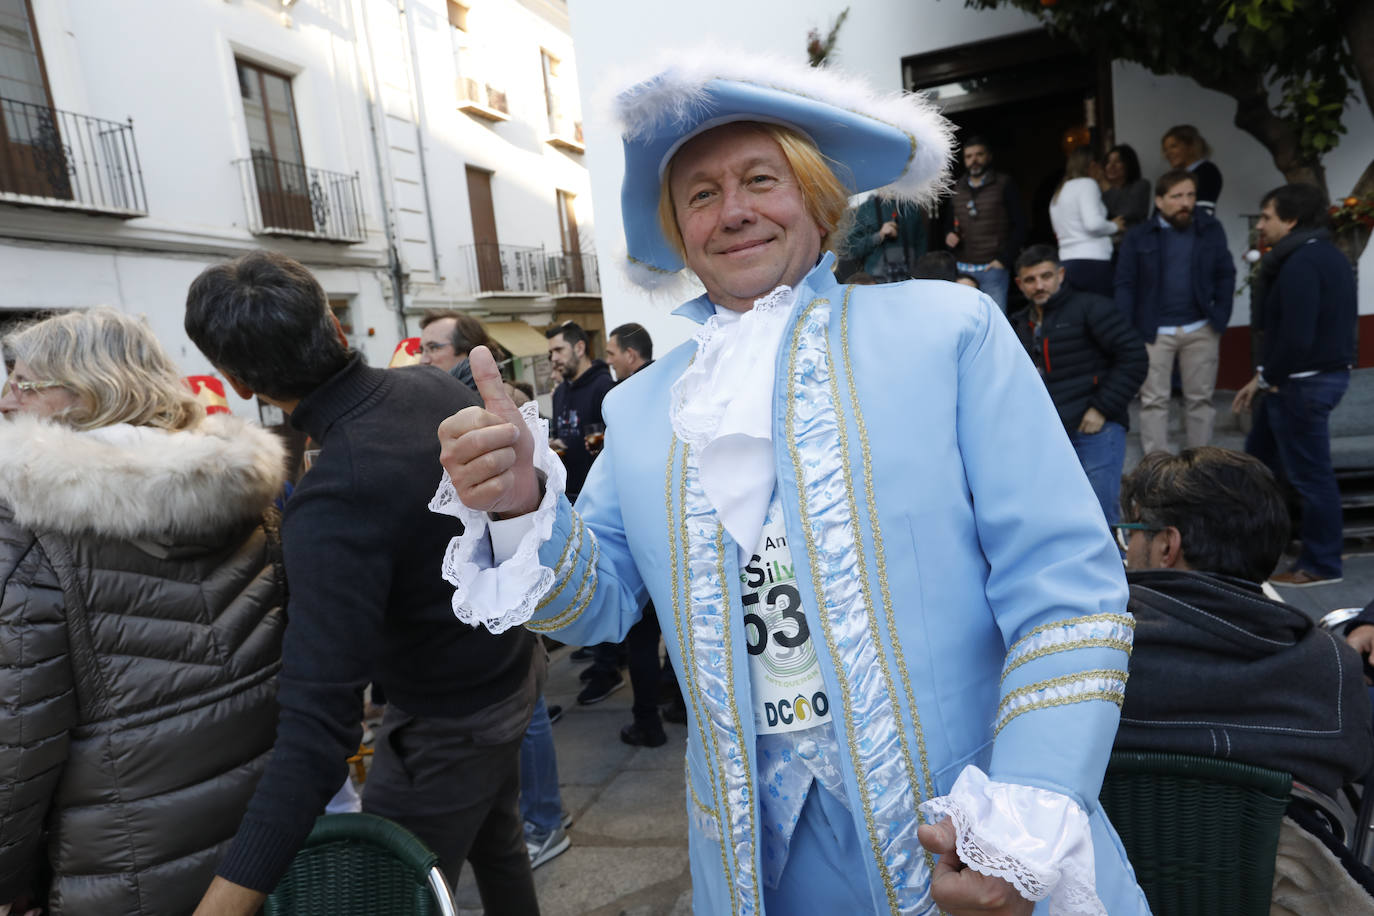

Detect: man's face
[962,144,990,178]
[1122,526,1156,571]
[1256,201,1297,248]
[1155,179,1196,230]
[669,124,824,313]
[1015,261,1064,307]
[547,332,582,378]
[419,318,461,371]
[604,335,638,381]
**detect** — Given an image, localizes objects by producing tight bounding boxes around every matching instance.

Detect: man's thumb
[470,345,517,418]
[917,818,957,857]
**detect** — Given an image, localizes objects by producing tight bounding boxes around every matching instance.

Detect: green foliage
[963,0,1356,166]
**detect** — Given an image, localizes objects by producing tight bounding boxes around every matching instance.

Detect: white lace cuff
[429,400,567,634]
[919,766,1106,916]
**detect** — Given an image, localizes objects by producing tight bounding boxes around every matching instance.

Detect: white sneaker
[524,821,570,869]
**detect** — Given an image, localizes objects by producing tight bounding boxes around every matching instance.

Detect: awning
[484,320,549,358]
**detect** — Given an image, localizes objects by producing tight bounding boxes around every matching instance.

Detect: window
[446,1,468,31]
[236,58,312,231]
[0,0,69,199]
[541,49,562,133]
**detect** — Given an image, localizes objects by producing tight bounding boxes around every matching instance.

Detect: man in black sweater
[1233,183,1357,587]
[184,251,540,916]
[1011,244,1148,527]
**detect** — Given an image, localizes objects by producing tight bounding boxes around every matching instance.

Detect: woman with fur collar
[0,308,287,916]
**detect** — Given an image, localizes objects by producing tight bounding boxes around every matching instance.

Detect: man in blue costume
[432,50,1149,916]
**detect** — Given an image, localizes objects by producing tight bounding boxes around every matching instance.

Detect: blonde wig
[4,307,203,431]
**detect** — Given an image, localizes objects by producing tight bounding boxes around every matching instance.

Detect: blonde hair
[1053,147,1096,203]
[4,307,203,431]
[657,122,852,263]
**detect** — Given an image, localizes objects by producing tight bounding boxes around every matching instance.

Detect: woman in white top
[1050,146,1122,297]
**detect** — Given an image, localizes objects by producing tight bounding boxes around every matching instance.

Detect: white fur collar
[0,413,287,539]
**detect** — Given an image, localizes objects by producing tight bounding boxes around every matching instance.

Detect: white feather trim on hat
[609,47,954,208]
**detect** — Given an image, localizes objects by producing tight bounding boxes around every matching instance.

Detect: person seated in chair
[1115,446,1370,793]
[1116,447,1374,913]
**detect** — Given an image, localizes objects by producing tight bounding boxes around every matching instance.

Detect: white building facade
[0,0,596,414]
[568,0,1374,387]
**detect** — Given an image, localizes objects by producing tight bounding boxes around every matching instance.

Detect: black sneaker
[620,721,667,747]
[577,672,624,705]
[569,646,593,661]
[546,704,563,724]
[661,698,688,724]
[578,665,595,682]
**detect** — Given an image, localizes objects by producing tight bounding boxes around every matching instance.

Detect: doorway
[902,30,1112,304]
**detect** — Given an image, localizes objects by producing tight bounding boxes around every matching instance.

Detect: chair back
[1100,751,1291,916]
[264,813,456,916]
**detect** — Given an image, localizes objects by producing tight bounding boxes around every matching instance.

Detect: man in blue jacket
[1115,169,1236,455]
[434,51,1149,916]
[1232,183,1357,587]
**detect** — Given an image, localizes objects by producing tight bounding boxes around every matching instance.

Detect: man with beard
[1116,170,1236,455]
[1232,183,1356,587]
[1011,245,1147,526]
[941,136,1025,312]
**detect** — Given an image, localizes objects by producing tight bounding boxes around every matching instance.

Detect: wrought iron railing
[235,152,365,243]
[547,250,599,295]
[458,242,549,293]
[0,97,146,215]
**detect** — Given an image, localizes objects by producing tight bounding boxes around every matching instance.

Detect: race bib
[741,511,832,735]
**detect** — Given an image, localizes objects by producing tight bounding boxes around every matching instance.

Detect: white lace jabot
[670,284,797,554]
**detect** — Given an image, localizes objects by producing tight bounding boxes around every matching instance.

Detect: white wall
[568,0,1374,357]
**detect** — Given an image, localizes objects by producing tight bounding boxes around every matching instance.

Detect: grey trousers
[363,656,544,915]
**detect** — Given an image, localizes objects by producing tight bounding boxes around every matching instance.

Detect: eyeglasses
[1113,521,1162,552]
[421,341,453,354]
[2,377,65,398]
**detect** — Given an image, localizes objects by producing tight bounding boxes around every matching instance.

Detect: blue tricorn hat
[612,48,954,294]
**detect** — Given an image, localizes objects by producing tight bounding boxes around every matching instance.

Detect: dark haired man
[1115,446,1374,911]
[941,136,1025,312]
[1116,169,1236,455]
[545,321,618,705]
[1115,446,1370,795]
[420,310,490,390]
[1011,245,1147,526]
[1233,183,1356,587]
[184,251,540,916]
[604,321,653,382]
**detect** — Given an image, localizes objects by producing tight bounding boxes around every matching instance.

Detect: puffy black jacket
[0,414,287,915]
[1010,285,1148,430]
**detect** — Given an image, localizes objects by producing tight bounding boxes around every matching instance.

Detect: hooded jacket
[0,413,287,915]
[1118,569,1371,796]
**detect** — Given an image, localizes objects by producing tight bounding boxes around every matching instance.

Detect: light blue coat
[526,257,1149,915]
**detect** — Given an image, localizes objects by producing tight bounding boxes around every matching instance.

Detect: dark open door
[467,166,502,291]
[557,190,584,293]
[0,0,70,200]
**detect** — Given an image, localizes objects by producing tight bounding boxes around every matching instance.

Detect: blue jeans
[1246,371,1349,578]
[1068,420,1127,528]
[519,695,563,833]
[978,266,1010,313]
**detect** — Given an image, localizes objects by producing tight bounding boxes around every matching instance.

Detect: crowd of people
[0,48,1370,916]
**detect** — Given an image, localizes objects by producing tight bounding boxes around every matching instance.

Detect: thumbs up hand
[439,345,541,517]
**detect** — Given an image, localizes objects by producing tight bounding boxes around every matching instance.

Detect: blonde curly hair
[4,307,202,431]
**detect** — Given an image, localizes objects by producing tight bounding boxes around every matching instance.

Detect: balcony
[0,98,147,217]
[458,78,510,121]
[458,242,549,295]
[547,251,599,295]
[235,153,365,243]
[546,113,584,153]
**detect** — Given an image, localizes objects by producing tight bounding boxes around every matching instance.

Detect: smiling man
[432,52,1148,916]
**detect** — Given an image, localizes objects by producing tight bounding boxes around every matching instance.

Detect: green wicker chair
[1100,751,1292,916]
[264,813,457,916]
